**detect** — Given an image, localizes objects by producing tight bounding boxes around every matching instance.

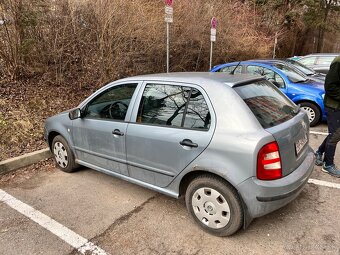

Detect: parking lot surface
[0,124,339,255]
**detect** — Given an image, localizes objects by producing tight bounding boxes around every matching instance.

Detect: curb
[0,148,52,175]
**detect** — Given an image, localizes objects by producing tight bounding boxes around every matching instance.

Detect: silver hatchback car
[44,73,315,236]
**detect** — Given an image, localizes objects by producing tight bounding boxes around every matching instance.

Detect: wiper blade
[295,80,307,83]
[293,105,300,114]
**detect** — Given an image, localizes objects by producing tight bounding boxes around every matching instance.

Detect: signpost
[165,0,173,73]
[210,17,217,70]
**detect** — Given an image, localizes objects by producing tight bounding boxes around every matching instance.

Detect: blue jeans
[317,107,340,165]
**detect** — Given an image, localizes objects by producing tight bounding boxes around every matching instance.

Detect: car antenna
[230,61,241,75]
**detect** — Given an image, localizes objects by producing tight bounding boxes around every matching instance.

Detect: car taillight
[257,142,282,180]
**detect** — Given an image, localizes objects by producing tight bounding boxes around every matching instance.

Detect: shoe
[314,151,323,166]
[322,164,340,178]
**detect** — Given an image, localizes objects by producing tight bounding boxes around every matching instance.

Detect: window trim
[79,82,141,123]
[245,65,287,89]
[129,81,215,132]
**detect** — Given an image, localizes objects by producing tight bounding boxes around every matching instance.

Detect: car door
[71,83,139,176]
[125,82,215,187]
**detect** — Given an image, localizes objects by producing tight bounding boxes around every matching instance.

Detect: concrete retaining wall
[0,148,52,175]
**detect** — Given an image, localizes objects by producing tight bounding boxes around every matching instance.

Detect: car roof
[301,53,339,57]
[248,59,292,65]
[118,72,263,88]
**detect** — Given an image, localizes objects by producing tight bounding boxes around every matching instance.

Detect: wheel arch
[179,170,237,198]
[295,99,322,113]
[179,170,252,229]
[48,131,62,151]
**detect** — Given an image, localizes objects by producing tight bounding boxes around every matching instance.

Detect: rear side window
[316,56,335,65]
[299,57,316,65]
[137,84,211,130]
[234,80,297,128]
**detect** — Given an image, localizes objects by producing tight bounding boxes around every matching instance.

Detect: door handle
[180,139,198,148]
[112,129,124,136]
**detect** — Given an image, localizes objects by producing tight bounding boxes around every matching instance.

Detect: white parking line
[0,189,109,255]
[308,178,340,189]
[310,131,329,136]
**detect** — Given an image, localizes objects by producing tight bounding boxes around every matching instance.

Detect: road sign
[211,17,217,29]
[165,5,173,23]
[165,0,173,7]
[210,28,216,42]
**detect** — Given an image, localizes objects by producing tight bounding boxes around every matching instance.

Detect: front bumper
[237,147,315,219]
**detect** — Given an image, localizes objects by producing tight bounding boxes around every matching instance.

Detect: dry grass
[0,0,272,83]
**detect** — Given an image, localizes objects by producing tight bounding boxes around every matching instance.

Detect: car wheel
[185,175,243,236]
[300,102,320,127]
[52,135,78,173]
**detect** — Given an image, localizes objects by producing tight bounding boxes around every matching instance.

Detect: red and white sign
[211,17,217,29]
[210,17,217,42]
[165,0,173,23]
[165,0,173,7]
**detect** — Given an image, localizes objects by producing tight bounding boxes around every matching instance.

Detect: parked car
[286,59,326,82]
[45,73,315,236]
[296,53,339,74]
[211,61,326,126]
[250,59,326,83]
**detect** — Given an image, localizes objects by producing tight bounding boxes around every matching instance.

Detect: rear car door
[71,83,139,176]
[125,82,215,187]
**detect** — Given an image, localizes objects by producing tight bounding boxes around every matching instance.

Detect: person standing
[315,56,340,177]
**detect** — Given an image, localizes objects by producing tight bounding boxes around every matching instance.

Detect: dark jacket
[324,56,340,110]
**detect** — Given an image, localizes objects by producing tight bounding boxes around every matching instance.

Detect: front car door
[71,82,139,176]
[125,82,215,187]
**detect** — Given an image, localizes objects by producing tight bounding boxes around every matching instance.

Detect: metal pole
[209,41,213,70]
[273,32,278,59]
[166,22,170,73]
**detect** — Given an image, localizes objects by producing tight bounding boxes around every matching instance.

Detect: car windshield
[234,80,298,128]
[286,59,315,75]
[273,64,307,83]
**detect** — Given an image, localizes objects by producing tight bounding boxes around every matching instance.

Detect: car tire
[300,102,320,127]
[52,135,78,173]
[185,175,243,236]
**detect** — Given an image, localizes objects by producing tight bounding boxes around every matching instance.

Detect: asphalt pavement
[0,123,339,255]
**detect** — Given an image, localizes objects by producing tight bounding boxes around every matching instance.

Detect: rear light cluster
[257,142,282,180]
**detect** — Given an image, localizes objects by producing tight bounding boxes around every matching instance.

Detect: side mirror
[69,108,81,120]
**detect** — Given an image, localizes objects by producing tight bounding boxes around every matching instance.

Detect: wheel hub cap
[301,106,315,123]
[53,142,68,168]
[192,187,231,229]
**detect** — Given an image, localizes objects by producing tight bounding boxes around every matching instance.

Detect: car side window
[315,56,335,65]
[84,83,137,120]
[246,65,285,88]
[183,89,211,130]
[137,84,211,130]
[219,65,242,74]
[299,57,316,65]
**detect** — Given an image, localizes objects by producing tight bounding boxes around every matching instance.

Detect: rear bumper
[237,147,315,219]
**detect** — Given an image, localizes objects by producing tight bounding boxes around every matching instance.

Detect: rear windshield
[234,80,298,128]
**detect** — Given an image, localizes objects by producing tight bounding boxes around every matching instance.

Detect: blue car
[211,61,326,126]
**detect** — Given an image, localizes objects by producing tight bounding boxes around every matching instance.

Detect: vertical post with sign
[165,0,173,73]
[210,17,217,71]
[273,31,278,59]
